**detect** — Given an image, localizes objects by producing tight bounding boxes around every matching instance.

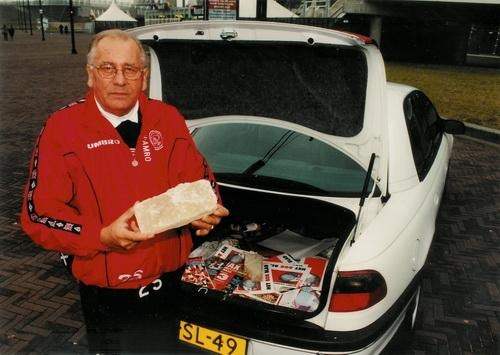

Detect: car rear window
[192,122,374,197]
[147,40,368,137]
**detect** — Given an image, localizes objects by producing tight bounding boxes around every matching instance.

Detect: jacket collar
[81,90,160,132]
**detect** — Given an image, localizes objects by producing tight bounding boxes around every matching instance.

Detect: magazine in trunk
[180,184,356,318]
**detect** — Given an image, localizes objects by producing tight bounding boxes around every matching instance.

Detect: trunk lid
[131,21,389,197]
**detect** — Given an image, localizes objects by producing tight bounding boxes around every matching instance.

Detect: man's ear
[141,68,149,92]
[86,65,94,88]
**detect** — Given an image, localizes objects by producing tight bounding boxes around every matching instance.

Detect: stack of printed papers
[257,229,337,259]
[181,241,329,312]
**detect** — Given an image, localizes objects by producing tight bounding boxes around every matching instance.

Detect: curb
[463,122,500,145]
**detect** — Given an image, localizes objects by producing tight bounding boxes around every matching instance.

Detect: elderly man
[21,29,228,352]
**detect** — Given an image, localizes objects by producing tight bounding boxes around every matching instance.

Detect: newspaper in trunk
[181,240,328,312]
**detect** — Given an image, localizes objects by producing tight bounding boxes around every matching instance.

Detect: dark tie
[116,119,141,148]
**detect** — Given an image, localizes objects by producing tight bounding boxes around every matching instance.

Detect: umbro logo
[87,139,120,150]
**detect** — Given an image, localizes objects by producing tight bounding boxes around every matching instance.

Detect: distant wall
[380,18,470,65]
[264,16,486,66]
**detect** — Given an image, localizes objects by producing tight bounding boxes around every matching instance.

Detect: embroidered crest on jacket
[149,130,163,151]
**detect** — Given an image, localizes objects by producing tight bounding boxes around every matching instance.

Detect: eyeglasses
[89,63,144,80]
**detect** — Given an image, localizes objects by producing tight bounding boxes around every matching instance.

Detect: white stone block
[134,179,217,234]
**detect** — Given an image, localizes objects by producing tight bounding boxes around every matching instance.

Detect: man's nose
[113,69,127,85]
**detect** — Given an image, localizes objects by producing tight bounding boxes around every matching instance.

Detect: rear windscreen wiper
[242,130,295,175]
[242,159,266,176]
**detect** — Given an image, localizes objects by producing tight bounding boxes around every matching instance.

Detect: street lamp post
[69,0,77,54]
[27,0,33,35]
[22,0,27,32]
[17,0,22,30]
[38,0,45,41]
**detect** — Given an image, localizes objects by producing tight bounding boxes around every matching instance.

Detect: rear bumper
[246,305,405,355]
[178,272,421,353]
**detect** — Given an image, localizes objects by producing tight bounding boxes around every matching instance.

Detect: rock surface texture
[134,179,217,234]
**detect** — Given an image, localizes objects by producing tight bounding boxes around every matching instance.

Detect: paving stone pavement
[0,32,499,354]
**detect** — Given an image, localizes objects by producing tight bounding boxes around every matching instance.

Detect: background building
[0,0,498,66]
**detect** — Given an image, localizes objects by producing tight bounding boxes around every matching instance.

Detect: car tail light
[329,270,387,312]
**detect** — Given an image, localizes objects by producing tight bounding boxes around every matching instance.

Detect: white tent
[95,1,138,22]
[94,0,137,32]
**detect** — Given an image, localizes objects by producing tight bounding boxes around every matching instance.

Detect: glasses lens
[123,66,142,80]
[97,64,116,78]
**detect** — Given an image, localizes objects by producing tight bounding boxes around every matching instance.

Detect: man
[21,29,229,353]
[2,25,8,41]
[8,24,14,40]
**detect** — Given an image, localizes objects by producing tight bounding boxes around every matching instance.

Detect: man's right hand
[100,206,154,252]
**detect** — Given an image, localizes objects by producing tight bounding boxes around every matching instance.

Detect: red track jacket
[21,91,218,289]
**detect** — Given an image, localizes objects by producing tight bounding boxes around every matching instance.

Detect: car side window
[403,91,443,181]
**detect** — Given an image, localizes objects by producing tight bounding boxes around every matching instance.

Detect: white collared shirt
[95,97,139,128]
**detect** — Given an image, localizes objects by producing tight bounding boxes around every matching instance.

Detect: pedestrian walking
[2,25,8,41]
[64,25,68,34]
[8,25,15,40]
[59,24,63,34]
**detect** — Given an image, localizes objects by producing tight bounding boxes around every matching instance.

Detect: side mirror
[441,119,465,135]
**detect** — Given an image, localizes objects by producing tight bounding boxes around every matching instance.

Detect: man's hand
[190,204,229,237]
[100,206,154,252]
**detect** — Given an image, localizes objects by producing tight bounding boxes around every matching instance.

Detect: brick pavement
[0,32,499,354]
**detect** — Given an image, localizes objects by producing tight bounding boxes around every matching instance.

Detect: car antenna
[350,153,377,246]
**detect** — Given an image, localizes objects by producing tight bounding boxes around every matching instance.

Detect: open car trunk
[180,184,356,319]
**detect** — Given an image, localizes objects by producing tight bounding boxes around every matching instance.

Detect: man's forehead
[94,37,141,63]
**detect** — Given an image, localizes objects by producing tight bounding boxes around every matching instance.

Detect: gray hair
[87,29,148,67]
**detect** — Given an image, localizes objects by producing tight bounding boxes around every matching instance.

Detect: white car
[130,21,464,355]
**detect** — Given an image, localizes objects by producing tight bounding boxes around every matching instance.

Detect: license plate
[179,320,247,355]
